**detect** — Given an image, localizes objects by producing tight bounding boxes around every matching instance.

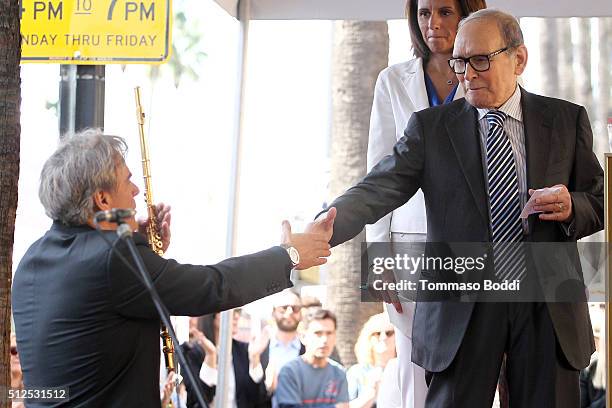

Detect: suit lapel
[401,59,430,112]
[522,87,553,190]
[446,100,489,224]
[522,88,553,235]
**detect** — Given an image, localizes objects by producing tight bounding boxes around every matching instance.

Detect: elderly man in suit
[309,9,603,407]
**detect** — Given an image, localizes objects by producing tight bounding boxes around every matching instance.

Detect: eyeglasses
[372,330,394,338]
[448,47,510,74]
[10,346,18,356]
[275,305,302,313]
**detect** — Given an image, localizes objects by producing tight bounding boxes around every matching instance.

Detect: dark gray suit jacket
[326,88,603,372]
[12,222,293,407]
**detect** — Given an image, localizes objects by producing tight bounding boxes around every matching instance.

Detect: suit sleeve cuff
[559,200,577,237]
[249,362,264,383]
[199,362,218,387]
[559,219,574,236]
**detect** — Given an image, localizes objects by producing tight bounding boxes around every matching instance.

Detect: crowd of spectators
[8,297,607,407]
[172,289,400,408]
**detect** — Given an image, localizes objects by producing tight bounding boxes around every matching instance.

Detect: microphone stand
[95,220,208,408]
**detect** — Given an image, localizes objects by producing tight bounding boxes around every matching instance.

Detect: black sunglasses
[372,330,395,338]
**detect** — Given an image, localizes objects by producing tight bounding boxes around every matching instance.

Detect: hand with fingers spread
[248,325,271,360]
[281,220,332,270]
[248,325,272,368]
[190,327,217,368]
[530,185,573,223]
[160,371,177,407]
[138,202,172,252]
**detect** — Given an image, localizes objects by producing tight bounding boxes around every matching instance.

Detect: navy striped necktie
[485,110,525,282]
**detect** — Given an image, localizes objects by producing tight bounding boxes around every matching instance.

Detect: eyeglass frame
[448,46,511,74]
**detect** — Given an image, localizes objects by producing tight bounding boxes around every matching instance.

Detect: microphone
[94,208,136,224]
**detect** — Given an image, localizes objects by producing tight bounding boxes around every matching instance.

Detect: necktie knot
[486,110,507,129]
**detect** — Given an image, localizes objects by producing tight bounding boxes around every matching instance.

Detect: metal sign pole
[217,0,251,404]
[59,64,105,135]
[605,153,611,408]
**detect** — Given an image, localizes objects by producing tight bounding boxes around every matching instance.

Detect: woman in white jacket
[366,1,487,407]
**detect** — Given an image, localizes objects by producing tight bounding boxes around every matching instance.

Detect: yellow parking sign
[20,0,172,64]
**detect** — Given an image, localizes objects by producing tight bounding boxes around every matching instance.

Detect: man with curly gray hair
[38,129,144,229]
[13,129,334,407]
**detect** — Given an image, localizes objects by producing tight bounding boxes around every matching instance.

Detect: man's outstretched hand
[305,207,337,243]
[281,220,332,270]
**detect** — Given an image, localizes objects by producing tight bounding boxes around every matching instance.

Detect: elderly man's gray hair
[39,129,128,226]
[459,9,524,49]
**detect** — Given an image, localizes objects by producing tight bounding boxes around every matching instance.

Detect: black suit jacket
[12,223,293,407]
[326,88,603,372]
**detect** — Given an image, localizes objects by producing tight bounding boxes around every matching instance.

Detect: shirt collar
[51,220,93,233]
[476,84,523,122]
[270,334,301,350]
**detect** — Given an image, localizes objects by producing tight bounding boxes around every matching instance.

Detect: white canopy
[214,0,612,20]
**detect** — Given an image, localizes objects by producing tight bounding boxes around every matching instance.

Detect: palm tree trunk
[327,21,388,366]
[541,19,560,97]
[0,0,21,405]
[557,19,573,101]
[596,19,611,155]
[572,19,593,116]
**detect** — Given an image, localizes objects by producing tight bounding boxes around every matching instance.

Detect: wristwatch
[281,244,300,267]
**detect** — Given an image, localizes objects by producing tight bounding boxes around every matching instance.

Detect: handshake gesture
[280,208,337,270]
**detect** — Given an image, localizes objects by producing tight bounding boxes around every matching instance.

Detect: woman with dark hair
[365,1,486,407]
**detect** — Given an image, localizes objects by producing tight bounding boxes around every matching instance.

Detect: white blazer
[365,58,465,242]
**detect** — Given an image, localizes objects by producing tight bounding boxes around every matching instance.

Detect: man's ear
[92,190,112,212]
[514,45,528,76]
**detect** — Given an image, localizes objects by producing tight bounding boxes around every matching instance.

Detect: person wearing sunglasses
[366,1,486,407]
[245,290,306,408]
[346,313,396,408]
